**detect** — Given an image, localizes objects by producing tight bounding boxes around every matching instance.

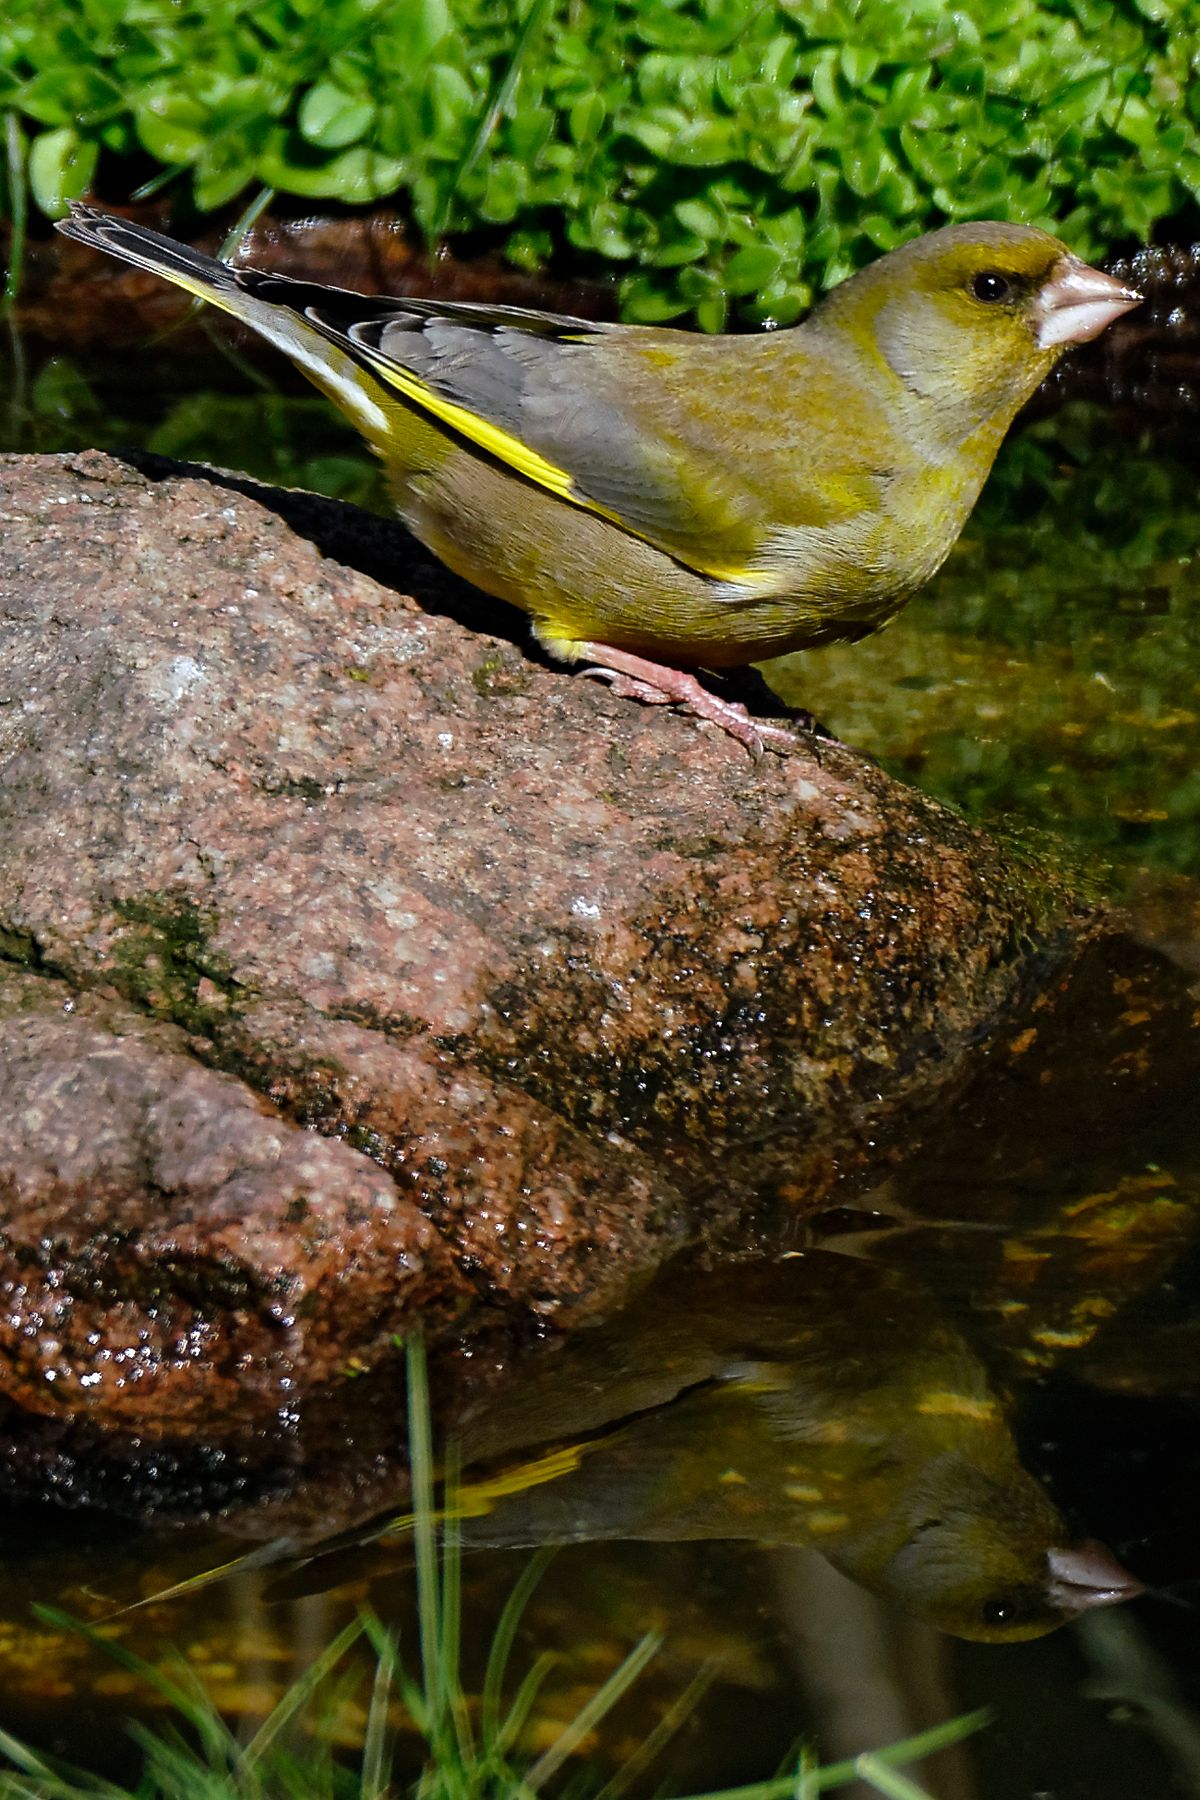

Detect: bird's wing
[271,284,790,582]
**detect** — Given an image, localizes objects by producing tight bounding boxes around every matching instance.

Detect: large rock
[0,450,1098,1433]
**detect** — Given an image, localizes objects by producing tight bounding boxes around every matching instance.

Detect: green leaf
[723,241,783,295]
[842,138,885,197]
[674,195,726,237]
[568,92,606,145]
[424,62,473,142]
[394,0,453,62]
[840,44,879,87]
[297,81,376,150]
[257,132,406,201]
[507,103,553,162]
[27,124,96,215]
[478,154,528,223]
[810,52,840,116]
[193,147,256,211]
[134,91,209,164]
[620,273,691,321]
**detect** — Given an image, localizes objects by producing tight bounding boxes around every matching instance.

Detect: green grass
[0,1342,988,1800]
[2,0,1199,328]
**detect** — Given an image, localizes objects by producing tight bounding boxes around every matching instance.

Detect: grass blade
[493,1648,559,1762]
[406,1335,446,1746]
[523,1629,664,1793]
[795,1743,821,1800]
[854,1754,937,1799]
[481,1546,555,1753]
[668,1708,990,1800]
[597,1659,717,1800]
[818,1710,990,1791]
[2,113,28,315]
[216,184,276,264]
[439,1440,478,1771]
[432,0,553,239]
[241,1616,364,1766]
[360,1620,396,1800]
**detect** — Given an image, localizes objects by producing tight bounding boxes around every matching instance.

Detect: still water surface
[1,327,1199,1797]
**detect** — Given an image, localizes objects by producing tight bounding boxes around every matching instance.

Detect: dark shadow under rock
[0,449,1108,1434]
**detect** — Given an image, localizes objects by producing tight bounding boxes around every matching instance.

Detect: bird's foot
[578,645,800,760]
[712,665,841,746]
[581,666,677,707]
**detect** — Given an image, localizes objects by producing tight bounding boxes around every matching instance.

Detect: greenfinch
[58,206,1140,754]
[121,1258,1140,1641]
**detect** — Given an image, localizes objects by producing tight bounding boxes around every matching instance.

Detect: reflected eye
[981,1586,1047,1629]
[972,271,1012,303]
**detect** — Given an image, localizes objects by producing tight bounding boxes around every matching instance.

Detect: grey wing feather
[312,306,759,563]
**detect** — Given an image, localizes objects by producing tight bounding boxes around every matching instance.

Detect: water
[1,321,1199,1797]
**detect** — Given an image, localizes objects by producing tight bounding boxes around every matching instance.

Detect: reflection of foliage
[970,407,1200,586]
[2,0,1199,326]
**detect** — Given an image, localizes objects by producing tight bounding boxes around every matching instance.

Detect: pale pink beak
[1035,257,1142,349]
[1046,1540,1145,1614]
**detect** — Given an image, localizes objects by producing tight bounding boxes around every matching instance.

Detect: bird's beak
[1046,1540,1145,1614]
[1034,258,1142,349]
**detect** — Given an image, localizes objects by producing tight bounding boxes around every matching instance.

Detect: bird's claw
[581,666,675,706]
[576,645,805,759]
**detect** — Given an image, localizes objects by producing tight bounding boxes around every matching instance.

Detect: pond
[0,312,1198,1799]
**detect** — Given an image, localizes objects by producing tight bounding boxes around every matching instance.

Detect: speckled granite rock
[0,449,1101,1432]
[0,970,457,1431]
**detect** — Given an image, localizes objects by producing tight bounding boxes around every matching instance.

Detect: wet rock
[0,449,1100,1432]
[0,970,459,1431]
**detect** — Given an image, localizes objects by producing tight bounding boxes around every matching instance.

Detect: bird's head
[838,1449,1144,1643]
[812,221,1141,441]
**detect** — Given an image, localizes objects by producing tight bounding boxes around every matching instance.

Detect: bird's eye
[972,271,1012,303]
[981,1586,1046,1629]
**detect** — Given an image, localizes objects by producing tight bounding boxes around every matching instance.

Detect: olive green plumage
[57,206,1138,749]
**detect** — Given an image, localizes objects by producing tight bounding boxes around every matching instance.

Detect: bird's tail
[56,203,392,444]
[103,1437,591,1617]
[57,203,254,316]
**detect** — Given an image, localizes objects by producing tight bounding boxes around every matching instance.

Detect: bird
[56,206,1141,756]
[112,1256,1141,1641]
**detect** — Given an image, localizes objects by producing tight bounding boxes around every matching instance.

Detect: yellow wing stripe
[356,347,764,588]
[451,1440,590,1516]
[141,268,246,321]
[376,1440,590,1538]
[110,1440,590,1615]
[369,356,578,502]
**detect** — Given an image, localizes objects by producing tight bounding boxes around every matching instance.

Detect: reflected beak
[1046,1540,1145,1614]
[1035,258,1142,349]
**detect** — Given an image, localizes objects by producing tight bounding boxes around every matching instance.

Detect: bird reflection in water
[243,1251,1142,1644]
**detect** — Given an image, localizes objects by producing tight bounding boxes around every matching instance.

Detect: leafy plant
[2,0,1199,327]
